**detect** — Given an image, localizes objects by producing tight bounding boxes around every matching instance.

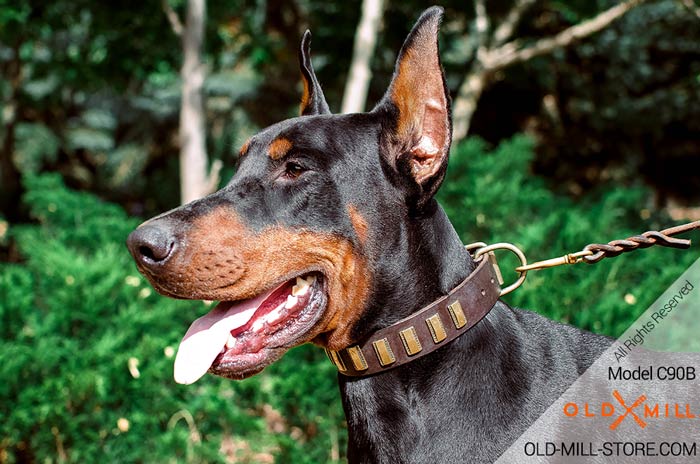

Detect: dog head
[127,7,451,382]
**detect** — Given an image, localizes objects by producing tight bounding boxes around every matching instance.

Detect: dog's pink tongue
[173,289,274,385]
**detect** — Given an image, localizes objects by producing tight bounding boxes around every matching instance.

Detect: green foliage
[438,136,698,337]
[13,122,60,173]
[1,0,257,215]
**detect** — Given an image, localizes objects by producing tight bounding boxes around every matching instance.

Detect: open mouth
[174,273,326,384]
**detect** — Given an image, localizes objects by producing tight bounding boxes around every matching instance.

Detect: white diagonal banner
[497,258,700,463]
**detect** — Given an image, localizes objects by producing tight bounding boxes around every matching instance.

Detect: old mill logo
[563,390,697,430]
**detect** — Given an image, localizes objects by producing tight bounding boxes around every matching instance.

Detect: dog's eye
[282,161,306,179]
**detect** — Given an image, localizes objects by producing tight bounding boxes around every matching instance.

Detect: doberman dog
[127,7,611,463]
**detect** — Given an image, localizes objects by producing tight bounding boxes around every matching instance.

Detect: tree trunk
[179,0,210,204]
[451,71,488,144]
[341,0,385,114]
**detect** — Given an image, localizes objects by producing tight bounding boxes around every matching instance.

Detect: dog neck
[350,200,476,341]
[338,201,513,461]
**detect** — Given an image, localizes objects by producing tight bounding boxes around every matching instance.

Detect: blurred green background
[1,1,699,462]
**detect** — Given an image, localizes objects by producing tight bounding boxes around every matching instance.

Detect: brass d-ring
[473,243,528,296]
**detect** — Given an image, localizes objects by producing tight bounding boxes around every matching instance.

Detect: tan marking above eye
[268,138,293,160]
[239,138,252,157]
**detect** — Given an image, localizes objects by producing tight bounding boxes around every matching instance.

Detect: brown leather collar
[325,255,501,377]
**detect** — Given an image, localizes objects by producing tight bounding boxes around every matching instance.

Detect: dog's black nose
[127,224,176,265]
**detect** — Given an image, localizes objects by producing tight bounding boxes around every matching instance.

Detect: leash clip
[468,242,528,297]
[515,250,593,272]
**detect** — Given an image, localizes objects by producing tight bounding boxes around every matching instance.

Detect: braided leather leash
[582,220,700,263]
[468,220,700,295]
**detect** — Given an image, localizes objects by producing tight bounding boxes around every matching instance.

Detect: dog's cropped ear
[374,7,451,210]
[299,30,331,116]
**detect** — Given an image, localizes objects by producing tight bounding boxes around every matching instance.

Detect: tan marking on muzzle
[144,206,372,350]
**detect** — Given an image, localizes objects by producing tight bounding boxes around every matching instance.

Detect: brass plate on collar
[325,349,347,372]
[425,314,447,343]
[399,327,422,356]
[448,300,467,329]
[372,338,396,366]
[347,346,368,371]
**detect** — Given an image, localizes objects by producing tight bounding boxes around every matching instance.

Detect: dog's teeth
[251,319,265,332]
[225,334,236,349]
[266,306,284,323]
[292,281,309,296]
[285,295,299,309]
[292,276,315,296]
